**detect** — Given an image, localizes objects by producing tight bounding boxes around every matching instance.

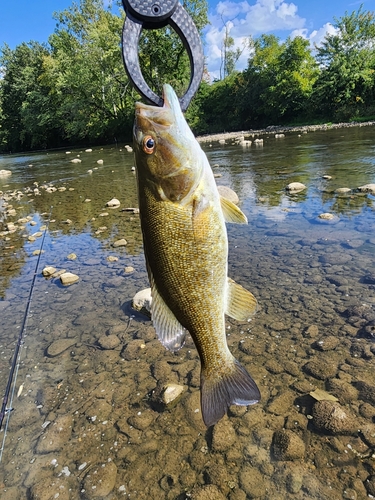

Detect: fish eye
[143,136,155,154]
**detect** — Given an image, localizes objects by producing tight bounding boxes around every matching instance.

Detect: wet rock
[313,336,340,351]
[124,266,135,273]
[106,198,121,208]
[52,269,67,278]
[85,399,112,423]
[303,358,337,380]
[272,429,305,460]
[107,255,118,262]
[286,467,304,493]
[159,383,184,408]
[36,414,73,453]
[112,238,127,247]
[191,485,226,500]
[312,400,357,434]
[320,252,352,265]
[70,158,81,163]
[267,390,296,416]
[132,288,152,316]
[304,274,323,284]
[60,272,79,285]
[359,402,375,420]
[365,476,375,497]
[42,266,57,277]
[335,187,352,194]
[239,465,269,497]
[121,339,146,361]
[217,185,239,204]
[128,410,156,430]
[47,338,77,357]
[318,212,335,220]
[303,324,319,338]
[82,461,117,498]
[286,182,306,193]
[357,183,375,194]
[97,159,104,164]
[97,334,121,350]
[204,462,231,495]
[357,381,375,405]
[212,416,236,452]
[67,253,77,260]
[360,423,375,447]
[0,169,12,176]
[30,476,77,500]
[326,379,358,403]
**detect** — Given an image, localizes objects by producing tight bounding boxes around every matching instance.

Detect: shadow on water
[0,128,375,499]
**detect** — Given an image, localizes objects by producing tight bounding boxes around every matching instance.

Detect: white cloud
[204,1,337,79]
[205,0,306,78]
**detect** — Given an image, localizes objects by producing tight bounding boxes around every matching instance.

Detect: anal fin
[226,277,258,321]
[146,262,187,352]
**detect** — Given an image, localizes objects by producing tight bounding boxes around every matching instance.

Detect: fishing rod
[0,207,53,442]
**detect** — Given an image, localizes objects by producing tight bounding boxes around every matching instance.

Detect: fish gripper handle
[121,0,204,111]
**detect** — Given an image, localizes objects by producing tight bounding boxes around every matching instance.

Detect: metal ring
[121,3,204,111]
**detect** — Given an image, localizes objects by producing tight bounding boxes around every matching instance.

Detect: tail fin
[201,358,260,427]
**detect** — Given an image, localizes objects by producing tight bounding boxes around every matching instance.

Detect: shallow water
[1,127,375,499]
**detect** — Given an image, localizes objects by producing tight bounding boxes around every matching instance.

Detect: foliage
[1,3,375,152]
[313,5,375,121]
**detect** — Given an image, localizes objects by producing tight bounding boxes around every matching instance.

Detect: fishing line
[0,206,53,462]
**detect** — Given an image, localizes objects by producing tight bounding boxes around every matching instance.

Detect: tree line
[0,0,374,153]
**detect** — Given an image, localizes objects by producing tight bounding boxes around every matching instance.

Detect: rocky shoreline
[196,119,375,143]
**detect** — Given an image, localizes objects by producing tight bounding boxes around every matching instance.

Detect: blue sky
[0,0,373,78]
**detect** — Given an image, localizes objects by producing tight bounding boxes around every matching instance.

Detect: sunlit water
[1,126,375,499]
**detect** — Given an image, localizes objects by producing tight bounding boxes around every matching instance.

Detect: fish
[133,84,260,427]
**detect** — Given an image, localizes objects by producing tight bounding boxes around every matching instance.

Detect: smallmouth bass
[133,84,260,426]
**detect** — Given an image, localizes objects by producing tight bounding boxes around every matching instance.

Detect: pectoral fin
[226,278,258,321]
[220,196,248,224]
[147,267,187,352]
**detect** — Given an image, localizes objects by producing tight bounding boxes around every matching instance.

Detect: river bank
[196,119,375,143]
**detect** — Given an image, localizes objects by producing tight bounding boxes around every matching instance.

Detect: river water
[0,125,375,499]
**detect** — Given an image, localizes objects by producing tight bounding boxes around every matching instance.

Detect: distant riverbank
[196,119,375,143]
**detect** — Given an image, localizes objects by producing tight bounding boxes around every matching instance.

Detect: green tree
[47,0,133,143]
[241,34,318,125]
[0,42,54,151]
[313,5,375,120]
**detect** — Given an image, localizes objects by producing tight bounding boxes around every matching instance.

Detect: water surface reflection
[1,127,375,499]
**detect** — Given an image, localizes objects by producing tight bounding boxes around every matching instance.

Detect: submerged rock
[60,272,79,285]
[112,238,127,247]
[42,266,57,277]
[106,198,121,208]
[132,288,152,316]
[0,169,12,176]
[47,338,77,357]
[286,182,306,193]
[82,461,117,498]
[217,185,239,205]
[312,400,357,434]
[97,334,121,350]
[212,416,236,452]
[36,414,73,453]
[357,183,375,194]
[272,429,305,460]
